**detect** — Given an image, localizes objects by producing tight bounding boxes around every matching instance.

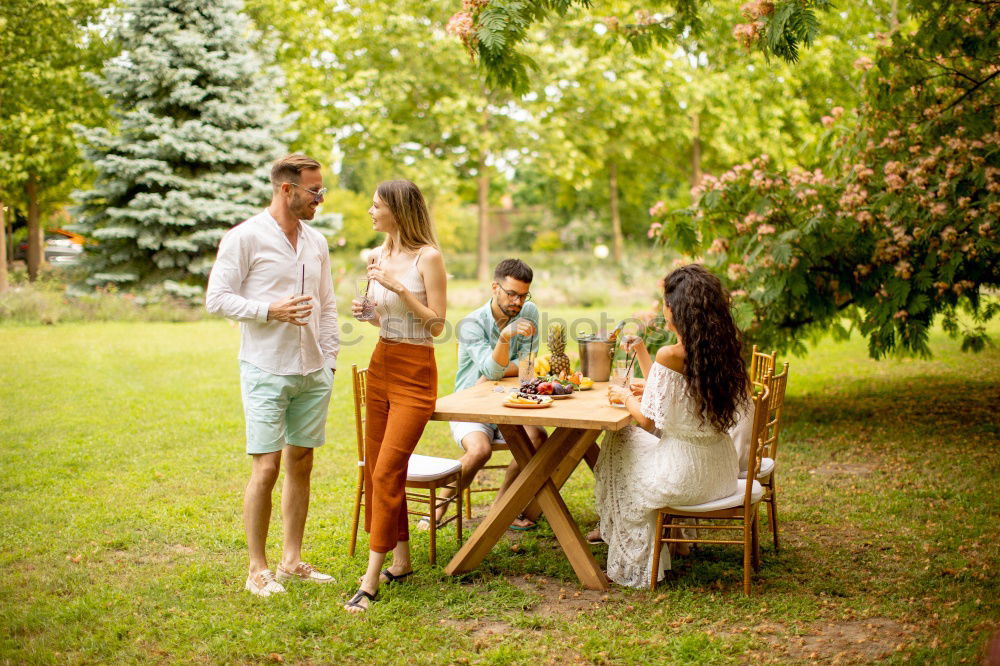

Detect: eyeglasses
[288,183,328,203]
[497,285,531,302]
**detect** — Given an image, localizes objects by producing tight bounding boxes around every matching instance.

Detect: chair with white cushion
[348,365,462,565]
[739,363,788,551]
[651,381,771,594]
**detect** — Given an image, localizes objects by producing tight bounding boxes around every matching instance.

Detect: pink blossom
[831,106,844,117]
[731,289,748,298]
[741,0,775,19]
[462,0,489,10]
[885,174,905,192]
[940,226,958,243]
[756,224,776,237]
[337,237,347,247]
[707,238,729,255]
[853,56,874,70]
[821,115,835,127]
[727,263,749,281]
[648,201,666,217]
[732,22,762,48]
[446,12,475,39]
[634,9,654,25]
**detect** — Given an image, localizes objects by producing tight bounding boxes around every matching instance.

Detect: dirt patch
[509,575,617,618]
[809,463,875,477]
[745,617,916,664]
[438,618,515,639]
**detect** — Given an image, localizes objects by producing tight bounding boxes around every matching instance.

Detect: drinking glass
[518,349,536,385]
[356,278,375,321]
[609,359,631,407]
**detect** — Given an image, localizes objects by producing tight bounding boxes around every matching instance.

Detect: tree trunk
[26,176,44,281]
[691,112,703,186]
[0,201,8,294]
[608,159,623,264]
[889,0,899,31]
[476,153,490,282]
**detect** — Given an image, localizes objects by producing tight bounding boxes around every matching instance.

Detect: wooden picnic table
[430,377,634,591]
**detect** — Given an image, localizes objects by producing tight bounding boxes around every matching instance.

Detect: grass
[0,310,997,664]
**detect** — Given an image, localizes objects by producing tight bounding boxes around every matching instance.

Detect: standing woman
[346,180,447,613]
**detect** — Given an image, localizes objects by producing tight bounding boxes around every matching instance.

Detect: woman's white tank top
[370,247,433,346]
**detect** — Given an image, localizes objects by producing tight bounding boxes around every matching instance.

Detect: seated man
[422,258,547,531]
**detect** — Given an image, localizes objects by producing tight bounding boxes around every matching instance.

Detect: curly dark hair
[663,264,749,432]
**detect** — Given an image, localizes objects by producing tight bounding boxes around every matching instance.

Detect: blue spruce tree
[75,0,291,297]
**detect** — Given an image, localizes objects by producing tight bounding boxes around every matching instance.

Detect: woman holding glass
[346,180,447,613]
[591,264,749,588]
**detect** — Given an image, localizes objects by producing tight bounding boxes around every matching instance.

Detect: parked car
[14,229,86,265]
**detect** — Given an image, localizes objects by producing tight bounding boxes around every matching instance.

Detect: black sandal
[381,568,414,585]
[344,588,377,612]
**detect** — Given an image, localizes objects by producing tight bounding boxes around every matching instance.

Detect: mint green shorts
[239,361,334,455]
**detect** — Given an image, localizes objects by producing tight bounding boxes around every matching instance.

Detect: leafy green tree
[445,0,833,93]
[525,30,689,262]
[653,0,999,358]
[0,0,113,281]
[74,0,289,296]
[246,0,529,280]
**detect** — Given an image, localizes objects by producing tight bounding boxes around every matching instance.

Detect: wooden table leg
[501,425,607,591]
[444,427,585,578]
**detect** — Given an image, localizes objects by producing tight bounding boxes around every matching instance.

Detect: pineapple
[548,323,571,376]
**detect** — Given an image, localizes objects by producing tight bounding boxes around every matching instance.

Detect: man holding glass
[421,258,546,531]
[206,154,339,597]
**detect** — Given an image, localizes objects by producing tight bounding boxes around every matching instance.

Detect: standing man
[422,258,546,531]
[206,154,339,596]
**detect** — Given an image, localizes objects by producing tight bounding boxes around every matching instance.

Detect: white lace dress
[593,362,738,588]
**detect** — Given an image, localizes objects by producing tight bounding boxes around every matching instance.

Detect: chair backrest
[759,362,789,461]
[743,378,771,508]
[749,345,777,392]
[351,365,367,464]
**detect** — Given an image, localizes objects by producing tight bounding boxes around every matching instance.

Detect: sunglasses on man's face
[289,182,328,203]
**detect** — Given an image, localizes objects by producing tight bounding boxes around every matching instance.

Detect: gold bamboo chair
[349,365,463,565]
[740,363,789,551]
[749,345,777,391]
[651,380,771,594]
[462,437,512,518]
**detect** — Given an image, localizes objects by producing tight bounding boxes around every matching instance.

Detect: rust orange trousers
[364,339,438,553]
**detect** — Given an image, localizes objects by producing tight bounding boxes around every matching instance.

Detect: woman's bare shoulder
[417,246,446,271]
[655,344,685,374]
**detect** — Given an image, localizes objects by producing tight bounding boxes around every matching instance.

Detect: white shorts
[449,421,504,449]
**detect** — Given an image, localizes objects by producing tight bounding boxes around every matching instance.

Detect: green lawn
[1,313,997,664]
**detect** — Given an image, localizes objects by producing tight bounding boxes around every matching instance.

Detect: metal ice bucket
[576,337,614,381]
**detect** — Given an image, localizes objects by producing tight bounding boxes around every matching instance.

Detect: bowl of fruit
[521,372,584,399]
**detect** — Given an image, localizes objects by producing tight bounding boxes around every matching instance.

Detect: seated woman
[592,264,750,589]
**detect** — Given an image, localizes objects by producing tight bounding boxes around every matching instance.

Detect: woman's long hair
[377,180,439,253]
[663,264,749,432]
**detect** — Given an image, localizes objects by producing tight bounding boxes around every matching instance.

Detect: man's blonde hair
[270,154,321,186]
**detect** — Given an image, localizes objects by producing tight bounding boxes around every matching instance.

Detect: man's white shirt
[206,210,339,375]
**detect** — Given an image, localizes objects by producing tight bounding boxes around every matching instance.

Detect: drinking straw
[624,349,637,379]
[299,264,305,295]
